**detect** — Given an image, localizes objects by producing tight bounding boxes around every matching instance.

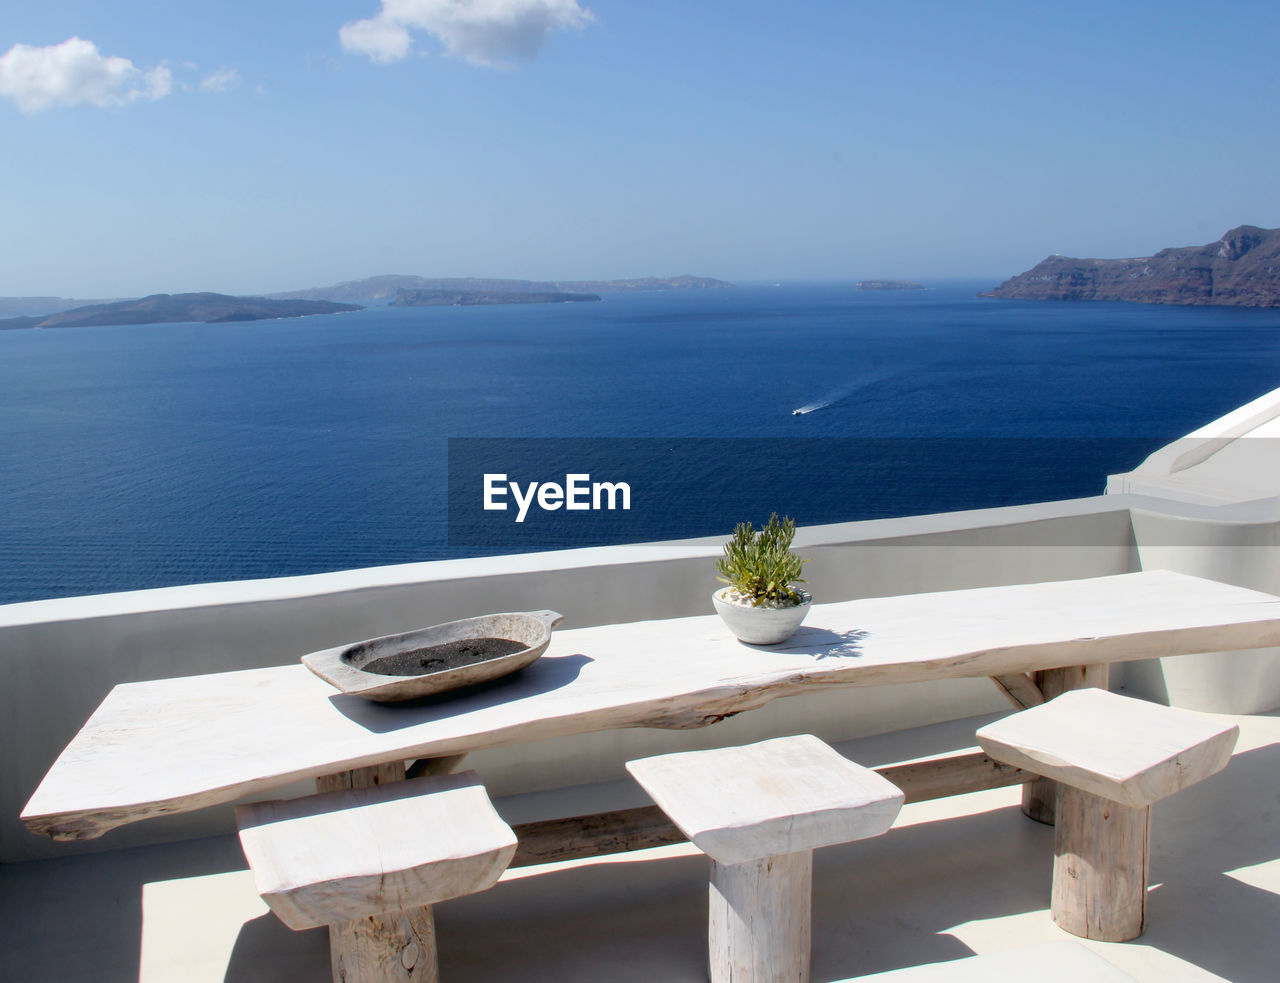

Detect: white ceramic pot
[712,587,812,645]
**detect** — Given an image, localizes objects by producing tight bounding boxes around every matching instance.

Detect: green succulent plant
[715,513,808,606]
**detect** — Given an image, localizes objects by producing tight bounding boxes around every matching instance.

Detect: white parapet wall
[1107,383,1280,714]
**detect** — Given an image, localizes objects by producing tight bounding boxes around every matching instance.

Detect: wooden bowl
[302,610,564,702]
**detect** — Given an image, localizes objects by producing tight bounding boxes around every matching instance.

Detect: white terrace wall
[2,498,1136,863]
[1122,505,1280,713]
[1105,383,1280,714]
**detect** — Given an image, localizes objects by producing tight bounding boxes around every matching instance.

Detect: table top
[22,570,1280,842]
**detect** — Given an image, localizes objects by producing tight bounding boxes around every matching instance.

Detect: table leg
[1021,663,1110,824]
[316,760,406,793]
[316,754,468,794]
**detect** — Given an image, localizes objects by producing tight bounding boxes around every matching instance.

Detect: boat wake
[792,372,896,417]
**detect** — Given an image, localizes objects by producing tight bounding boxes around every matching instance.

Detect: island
[0,293,362,331]
[553,275,732,293]
[390,289,601,307]
[0,273,734,328]
[983,225,1280,308]
[271,274,734,305]
[856,280,925,291]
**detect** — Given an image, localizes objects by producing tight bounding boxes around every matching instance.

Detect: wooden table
[22,571,1280,864]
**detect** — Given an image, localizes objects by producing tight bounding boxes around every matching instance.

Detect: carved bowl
[302,610,564,702]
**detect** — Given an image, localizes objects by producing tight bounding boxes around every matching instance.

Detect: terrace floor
[5,707,1278,983]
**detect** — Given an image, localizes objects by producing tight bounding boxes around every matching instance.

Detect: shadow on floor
[4,835,247,983]
[15,713,1279,983]
[224,915,328,982]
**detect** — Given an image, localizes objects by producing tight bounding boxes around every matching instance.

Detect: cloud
[0,37,171,114]
[340,16,413,63]
[200,67,242,93]
[341,0,593,68]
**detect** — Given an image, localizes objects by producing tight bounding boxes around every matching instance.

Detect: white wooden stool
[236,770,517,983]
[627,734,905,983]
[833,941,1137,981]
[976,689,1238,941]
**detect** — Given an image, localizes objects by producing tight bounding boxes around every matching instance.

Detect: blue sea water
[2,281,1280,605]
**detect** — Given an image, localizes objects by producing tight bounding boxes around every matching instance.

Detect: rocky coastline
[983,226,1280,308]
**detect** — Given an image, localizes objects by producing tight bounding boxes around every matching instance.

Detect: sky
[2,0,1278,297]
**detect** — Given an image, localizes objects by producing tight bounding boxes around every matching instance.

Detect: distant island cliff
[983,225,1280,307]
[391,289,600,307]
[0,293,361,331]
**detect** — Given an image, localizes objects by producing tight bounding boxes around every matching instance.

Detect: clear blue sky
[2,1,1278,296]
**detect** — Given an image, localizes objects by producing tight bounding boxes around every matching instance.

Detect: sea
[3,280,1280,606]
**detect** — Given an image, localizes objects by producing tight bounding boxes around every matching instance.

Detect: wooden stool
[628,734,904,983]
[833,941,1137,981]
[236,770,516,983]
[976,689,1238,942]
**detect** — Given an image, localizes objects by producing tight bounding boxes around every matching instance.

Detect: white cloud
[0,37,171,114]
[341,0,593,68]
[200,67,242,93]
[340,16,413,63]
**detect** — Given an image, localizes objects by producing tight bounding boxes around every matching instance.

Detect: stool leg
[1051,784,1151,942]
[708,851,812,983]
[330,906,439,983]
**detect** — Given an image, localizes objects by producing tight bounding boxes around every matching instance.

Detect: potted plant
[713,513,812,644]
